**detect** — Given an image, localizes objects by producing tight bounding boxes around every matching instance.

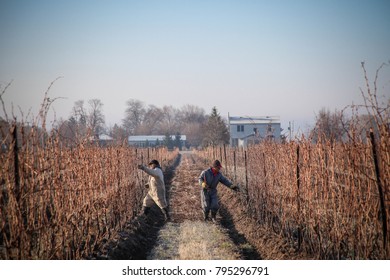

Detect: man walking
[138,159,170,221]
[198,160,239,222]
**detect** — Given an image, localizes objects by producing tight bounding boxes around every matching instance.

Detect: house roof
[89,134,113,141]
[229,116,280,125]
[128,135,187,142]
[99,134,113,140]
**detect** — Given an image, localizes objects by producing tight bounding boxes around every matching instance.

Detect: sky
[0,0,389,135]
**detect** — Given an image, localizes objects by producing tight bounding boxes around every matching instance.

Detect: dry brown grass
[0,122,179,259]
[148,220,240,260]
[196,131,389,259]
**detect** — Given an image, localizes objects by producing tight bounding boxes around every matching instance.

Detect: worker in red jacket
[198,160,239,222]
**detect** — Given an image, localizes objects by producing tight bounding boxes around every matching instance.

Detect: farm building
[89,134,114,146]
[228,115,281,147]
[128,135,186,148]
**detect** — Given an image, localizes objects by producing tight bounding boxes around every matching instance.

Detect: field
[1,109,389,259]
[196,134,389,259]
[0,124,178,259]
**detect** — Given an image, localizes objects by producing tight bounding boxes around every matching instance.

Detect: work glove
[231,184,240,192]
[201,182,208,189]
[137,164,144,170]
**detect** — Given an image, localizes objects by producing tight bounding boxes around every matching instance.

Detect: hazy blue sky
[1,0,389,133]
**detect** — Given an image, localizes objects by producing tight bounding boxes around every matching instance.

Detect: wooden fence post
[369,129,387,252]
[223,144,228,176]
[12,124,20,201]
[296,144,302,251]
[244,150,248,194]
[233,150,237,182]
[117,148,121,187]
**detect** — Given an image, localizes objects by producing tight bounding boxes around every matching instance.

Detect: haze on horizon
[1,0,389,134]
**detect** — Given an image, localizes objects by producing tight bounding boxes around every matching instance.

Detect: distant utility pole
[288,121,294,141]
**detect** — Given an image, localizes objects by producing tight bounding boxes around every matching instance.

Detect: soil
[88,151,309,260]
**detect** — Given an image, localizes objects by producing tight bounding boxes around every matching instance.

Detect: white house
[228,115,281,147]
[128,135,186,148]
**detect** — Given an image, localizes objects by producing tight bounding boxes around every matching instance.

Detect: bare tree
[359,61,390,138]
[182,122,203,148]
[72,100,87,126]
[311,108,347,143]
[177,105,206,148]
[123,99,145,134]
[136,105,163,135]
[68,100,87,138]
[178,104,206,123]
[56,117,77,146]
[88,99,105,136]
[109,123,127,144]
[160,105,179,134]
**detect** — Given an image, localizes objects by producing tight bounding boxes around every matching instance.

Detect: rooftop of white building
[229,116,280,125]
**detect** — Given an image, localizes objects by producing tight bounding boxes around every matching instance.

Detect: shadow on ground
[219,204,262,260]
[88,154,181,260]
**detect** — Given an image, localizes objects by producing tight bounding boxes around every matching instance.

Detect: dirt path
[166,151,204,222]
[92,151,305,260]
[147,151,246,260]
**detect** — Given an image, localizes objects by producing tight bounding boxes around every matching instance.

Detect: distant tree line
[1,62,388,149]
[310,107,387,143]
[37,97,388,149]
[310,62,389,143]
[55,98,230,148]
